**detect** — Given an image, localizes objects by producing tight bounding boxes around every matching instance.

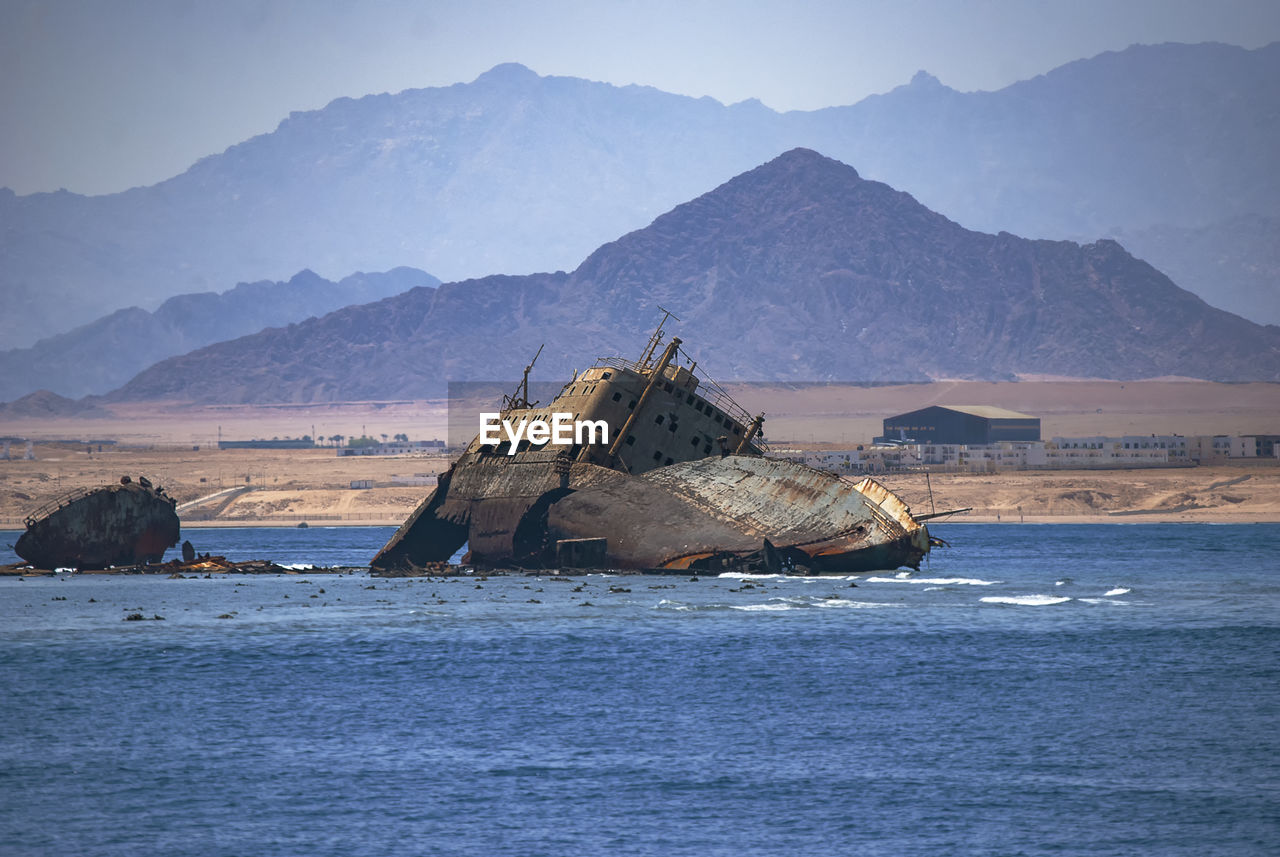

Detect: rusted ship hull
[372,320,932,575]
[16,480,180,570]
[547,456,929,572]
[373,455,928,574]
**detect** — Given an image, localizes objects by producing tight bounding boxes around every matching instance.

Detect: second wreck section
[372,328,931,574]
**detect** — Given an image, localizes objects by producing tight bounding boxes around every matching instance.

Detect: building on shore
[769,433,1266,474]
[879,405,1040,445]
[218,439,314,450]
[1244,435,1280,458]
[337,440,446,457]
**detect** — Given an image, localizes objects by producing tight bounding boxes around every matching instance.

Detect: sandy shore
[2,444,1275,528]
[2,381,1277,527]
[880,466,1280,524]
[0,445,446,528]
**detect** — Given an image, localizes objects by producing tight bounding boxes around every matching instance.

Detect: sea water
[1,523,1276,856]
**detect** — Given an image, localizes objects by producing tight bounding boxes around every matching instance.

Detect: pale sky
[3,0,1278,196]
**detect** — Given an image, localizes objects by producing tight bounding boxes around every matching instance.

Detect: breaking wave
[731,599,900,611]
[1104,588,1131,596]
[656,597,901,612]
[980,595,1072,606]
[866,576,1001,586]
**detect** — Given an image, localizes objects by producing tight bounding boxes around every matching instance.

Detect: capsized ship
[372,318,934,574]
[16,476,180,570]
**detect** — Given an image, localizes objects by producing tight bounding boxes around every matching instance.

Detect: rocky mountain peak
[472,62,542,86]
[908,70,945,89]
[105,149,1280,404]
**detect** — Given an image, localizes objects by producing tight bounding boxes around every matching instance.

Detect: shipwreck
[372,317,935,574]
[16,476,180,570]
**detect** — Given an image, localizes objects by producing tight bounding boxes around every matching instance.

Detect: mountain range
[0,267,437,400]
[103,149,1280,405]
[2,41,1277,351]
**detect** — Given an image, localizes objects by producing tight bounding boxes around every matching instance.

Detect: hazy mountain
[0,267,437,401]
[2,42,1277,349]
[0,390,111,420]
[105,150,1280,404]
[1113,214,1280,326]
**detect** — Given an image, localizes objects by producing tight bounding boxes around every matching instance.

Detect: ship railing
[23,485,99,529]
[592,356,646,375]
[592,355,767,452]
[695,374,757,432]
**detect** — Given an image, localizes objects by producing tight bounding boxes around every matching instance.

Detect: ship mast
[502,343,544,412]
[637,306,680,371]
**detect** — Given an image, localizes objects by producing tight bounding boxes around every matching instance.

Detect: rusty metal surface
[547,468,756,567]
[369,466,466,570]
[373,451,931,573]
[546,455,929,572]
[644,457,905,542]
[15,481,180,570]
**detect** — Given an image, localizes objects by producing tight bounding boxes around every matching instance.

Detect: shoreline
[938,514,1279,524]
[175,512,1280,526]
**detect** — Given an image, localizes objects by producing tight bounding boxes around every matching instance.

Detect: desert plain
[2,380,1278,530]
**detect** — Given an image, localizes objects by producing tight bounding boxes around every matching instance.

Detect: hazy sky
[3,0,1278,196]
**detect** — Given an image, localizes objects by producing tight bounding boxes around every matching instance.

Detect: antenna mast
[638,306,680,371]
[503,343,544,412]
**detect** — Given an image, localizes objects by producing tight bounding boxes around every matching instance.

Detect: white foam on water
[817,599,904,609]
[281,563,317,570]
[1104,587,1131,596]
[980,595,1072,606]
[1055,580,1067,586]
[1079,598,1131,605]
[717,572,790,580]
[866,576,1002,586]
[722,596,905,611]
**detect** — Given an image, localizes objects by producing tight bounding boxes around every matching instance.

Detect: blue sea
[1,523,1277,856]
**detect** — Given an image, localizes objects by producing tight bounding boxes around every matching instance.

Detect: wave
[980,595,1072,606]
[731,599,899,611]
[1104,587,1131,596]
[656,597,900,612]
[866,576,1001,586]
[717,572,791,580]
[816,599,903,609]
